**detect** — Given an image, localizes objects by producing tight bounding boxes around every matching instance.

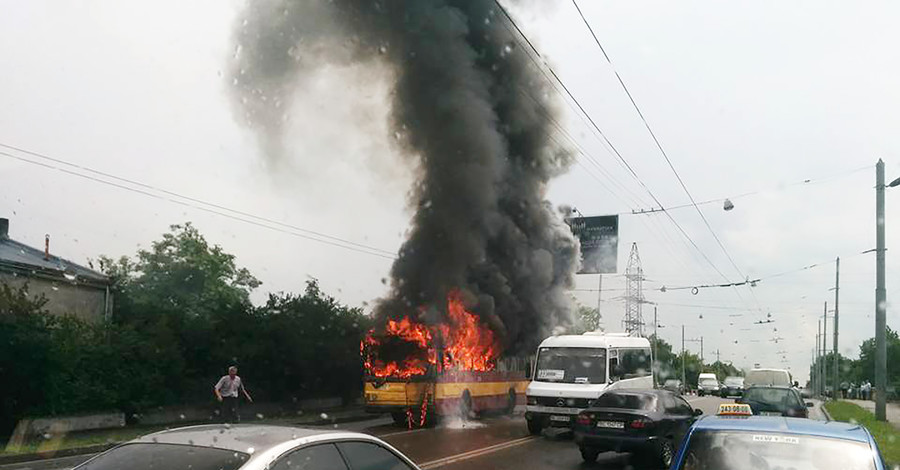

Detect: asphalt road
[2,395,734,470]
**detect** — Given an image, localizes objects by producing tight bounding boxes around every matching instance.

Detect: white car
[74,424,419,470]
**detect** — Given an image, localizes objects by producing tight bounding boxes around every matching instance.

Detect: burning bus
[362,289,530,428]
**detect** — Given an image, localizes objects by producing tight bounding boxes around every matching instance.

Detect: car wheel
[580,446,599,462]
[526,418,543,435]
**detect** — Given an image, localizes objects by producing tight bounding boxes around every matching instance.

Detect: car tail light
[576,413,593,425]
[629,418,655,429]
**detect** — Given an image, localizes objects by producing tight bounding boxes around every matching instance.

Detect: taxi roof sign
[718,403,753,416]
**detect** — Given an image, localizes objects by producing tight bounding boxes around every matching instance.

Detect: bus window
[610,348,651,381]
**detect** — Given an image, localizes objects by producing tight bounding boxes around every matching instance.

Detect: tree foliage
[1,223,368,434]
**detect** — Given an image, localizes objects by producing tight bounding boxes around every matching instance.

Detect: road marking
[418,436,538,469]
[380,427,430,438]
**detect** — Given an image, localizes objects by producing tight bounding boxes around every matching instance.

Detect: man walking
[214,366,253,422]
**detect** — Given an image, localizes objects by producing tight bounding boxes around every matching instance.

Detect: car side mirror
[805,402,814,407]
[693,408,703,416]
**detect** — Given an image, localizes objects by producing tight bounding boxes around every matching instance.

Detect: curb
[0,412,381,465]
[820,401,833,421]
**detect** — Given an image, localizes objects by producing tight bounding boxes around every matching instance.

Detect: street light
[875,160,899,421]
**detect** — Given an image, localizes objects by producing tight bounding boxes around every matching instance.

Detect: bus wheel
[460,390,473,420]
[505,389,517,415]
[391,412,407,426]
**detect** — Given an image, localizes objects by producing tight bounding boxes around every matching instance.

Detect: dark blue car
[671,405,887,470]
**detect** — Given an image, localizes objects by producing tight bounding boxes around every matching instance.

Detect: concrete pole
[682,325,686,389]
[834,257,840,400]
[700,336,704,367]
[816,321,821,396]
[822,301,828,397]
[876,159,887,421]
[597,274,603,330]
[653,306,658,387]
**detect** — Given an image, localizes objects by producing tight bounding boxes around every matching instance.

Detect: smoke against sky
[230,0,579,354]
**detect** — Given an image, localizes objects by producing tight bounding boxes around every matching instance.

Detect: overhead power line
[0,143,398,260]
[570,0,763,312]
[494,0,747,300]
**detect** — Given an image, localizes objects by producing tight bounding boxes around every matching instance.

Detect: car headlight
[526,396,538,405]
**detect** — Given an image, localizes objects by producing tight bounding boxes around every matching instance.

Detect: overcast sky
[2,0,899,383]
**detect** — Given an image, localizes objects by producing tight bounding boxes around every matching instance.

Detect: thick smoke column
[230,0,579,354]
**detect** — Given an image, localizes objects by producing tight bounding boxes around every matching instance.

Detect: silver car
[74,424,420,470]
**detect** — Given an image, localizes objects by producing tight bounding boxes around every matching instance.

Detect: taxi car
[670,404,887,470]
[73,424,420,470]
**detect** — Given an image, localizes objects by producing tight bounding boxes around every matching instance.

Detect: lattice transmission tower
[623,242,645,336]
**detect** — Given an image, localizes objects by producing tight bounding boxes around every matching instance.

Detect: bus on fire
[361,290,530,427]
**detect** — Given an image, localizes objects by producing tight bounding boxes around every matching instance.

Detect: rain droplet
[179,414,186,420]
[51,284,59,291]
[247,447,255,454]
[320,413,329,419]
[224,423,232,429]
[42,433,52,440]
[64,273,77,282]
[256,413,264,419]
[379,45,387,54]
[233,44,243,59]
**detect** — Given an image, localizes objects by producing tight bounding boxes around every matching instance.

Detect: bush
[1,224,371,435]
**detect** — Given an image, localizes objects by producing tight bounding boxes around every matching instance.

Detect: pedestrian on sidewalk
[214,365,253,422]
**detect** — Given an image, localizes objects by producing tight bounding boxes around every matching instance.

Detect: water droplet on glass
[379,45,387,54]
[64,273,77,282]
[42,433,52,440]
[51,284,59,291]
[256,413,264,419]
[320,413,329,419]
[247,447,255,454]
[179,414,186,420]
[233,44,243,59]
[242,19,248,26]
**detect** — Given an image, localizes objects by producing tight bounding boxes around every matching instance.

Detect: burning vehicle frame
[362,289,530,428]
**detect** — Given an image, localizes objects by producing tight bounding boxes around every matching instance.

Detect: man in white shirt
[214,366,253,422]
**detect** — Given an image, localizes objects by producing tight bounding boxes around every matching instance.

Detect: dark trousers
[222,396,240,422]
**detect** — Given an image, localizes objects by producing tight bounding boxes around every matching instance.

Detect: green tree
[0,284,55,434]
[570,305,601,334]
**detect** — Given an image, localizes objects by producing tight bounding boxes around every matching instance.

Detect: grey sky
[2,0,899,382]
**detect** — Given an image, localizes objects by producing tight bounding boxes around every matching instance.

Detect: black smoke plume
[230,0,579,354]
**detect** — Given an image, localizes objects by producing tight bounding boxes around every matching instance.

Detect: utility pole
[815,320,821,396]
[876,159,887,421]
[596,274,603,331]
[716,349,720,363]
[652,306,658,387]
[681,325,686,388]
[700,337,704,367]
[822,301,828,398]
[833,257,840,401]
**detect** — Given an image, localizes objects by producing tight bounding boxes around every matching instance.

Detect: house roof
[0,222,109,286]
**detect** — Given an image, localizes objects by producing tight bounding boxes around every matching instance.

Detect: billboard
[567,215,619,274]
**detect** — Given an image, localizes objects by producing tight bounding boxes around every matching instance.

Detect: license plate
[761,411,782,416]
[550,415,571,422]
[596,420,624,429]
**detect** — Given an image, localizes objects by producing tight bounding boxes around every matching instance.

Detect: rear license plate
[550,415,571,422]
[596,420,624,429]
[761,411,782,416]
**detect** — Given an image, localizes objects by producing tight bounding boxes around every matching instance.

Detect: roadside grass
[825,401,900,465]
[1,425,167,456]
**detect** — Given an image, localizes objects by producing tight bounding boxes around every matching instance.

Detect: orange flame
[362,289,499,378]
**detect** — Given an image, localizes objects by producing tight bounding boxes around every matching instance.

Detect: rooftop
[136,424,340,453]
[0,217,108,285]
[694,415,870,443]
